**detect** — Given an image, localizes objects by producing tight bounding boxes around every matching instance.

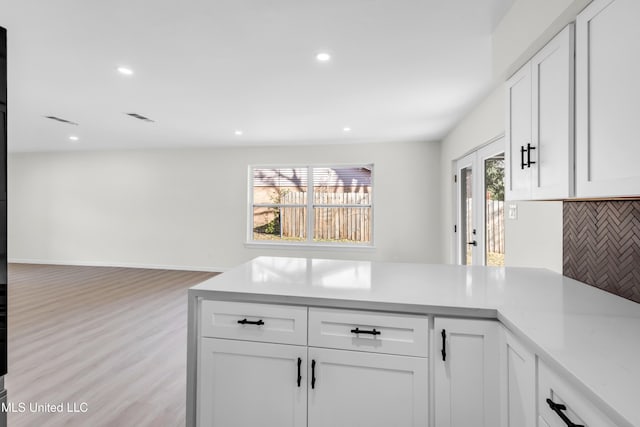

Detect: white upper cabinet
[505,25,575,200]
[505,63,533,200]
[576,0,640,197]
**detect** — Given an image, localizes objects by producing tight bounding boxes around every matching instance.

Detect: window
[249,165,373,246]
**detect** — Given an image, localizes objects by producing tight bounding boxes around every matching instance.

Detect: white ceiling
[1,0,515,152]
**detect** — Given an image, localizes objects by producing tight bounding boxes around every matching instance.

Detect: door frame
[454,137,505,266]
[454,152,479,265]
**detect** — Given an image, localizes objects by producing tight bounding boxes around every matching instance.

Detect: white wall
[504,201,563,272]
[493,0,591,79]
[439,0,590,273]
[439,85,505,264]
[9,140,441,271]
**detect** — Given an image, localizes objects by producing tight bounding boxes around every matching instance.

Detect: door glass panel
[484,154,505,266]
[460,166,473,265]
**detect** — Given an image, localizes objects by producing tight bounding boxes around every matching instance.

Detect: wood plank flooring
[5,264,217,427]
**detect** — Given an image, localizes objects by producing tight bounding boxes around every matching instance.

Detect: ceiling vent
[126,113,154,123]
[44,116,79,126]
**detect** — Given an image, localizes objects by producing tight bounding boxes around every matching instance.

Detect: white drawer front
[308,308,428,357]
[200,300,307,345]
[538,361,617,427]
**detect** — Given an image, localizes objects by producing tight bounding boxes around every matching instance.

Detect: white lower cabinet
[196,302,428,427]
[499,328,536,427]
[307,347,428,427]
[433,317,500,427]
[194,302,623,427]
[198,338,307,427]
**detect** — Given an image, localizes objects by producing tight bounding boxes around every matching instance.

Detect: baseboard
[8,258,227,273]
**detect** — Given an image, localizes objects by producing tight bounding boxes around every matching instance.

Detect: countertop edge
[187,288,498,319]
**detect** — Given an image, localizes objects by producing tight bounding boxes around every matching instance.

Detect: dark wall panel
[0,25,6,376]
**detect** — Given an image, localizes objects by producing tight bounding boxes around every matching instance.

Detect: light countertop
[190,256,640,427]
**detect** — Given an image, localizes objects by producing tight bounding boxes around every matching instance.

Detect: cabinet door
[197,338,306,427]
[530,24,574,199]
[434,317,500,427]
[500,329,536,427]
[505,63,533,200]
[576,0,640,197]
[308,347,428,427]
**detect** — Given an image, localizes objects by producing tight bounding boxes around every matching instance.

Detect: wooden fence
[278,192,371,242]
[486,200,504,254]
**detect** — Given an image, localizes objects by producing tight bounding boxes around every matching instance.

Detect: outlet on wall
[508,204,518,220]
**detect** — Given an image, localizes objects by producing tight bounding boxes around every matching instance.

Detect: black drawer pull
[441,329,447,361]
[297,357,302,387]
[350,327,381,336]
[311,360,316,389]
[237,318,264,326]
[546,399,585,427]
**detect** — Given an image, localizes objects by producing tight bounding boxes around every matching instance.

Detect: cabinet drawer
[538,361,617,427]
[308,308,428,357]
[200,300,307,345]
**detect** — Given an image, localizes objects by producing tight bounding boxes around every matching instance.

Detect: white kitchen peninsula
[186,256,640,427]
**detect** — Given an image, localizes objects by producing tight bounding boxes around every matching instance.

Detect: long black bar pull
[441,329,447,361]
[546,399,584,427]
[237,318,264,326]
[311,360,316,389]
[520,145,528,169]
[526,143,537,168]
[297,358,302,387]
[350,327,381,336]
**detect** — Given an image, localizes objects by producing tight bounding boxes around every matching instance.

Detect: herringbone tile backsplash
[563,201,640,303]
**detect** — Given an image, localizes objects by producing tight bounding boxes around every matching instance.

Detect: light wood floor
[6,264,217,427]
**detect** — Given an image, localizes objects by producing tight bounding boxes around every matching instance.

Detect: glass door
[455,139,505,266]
[455,153,478,265]
[478,143,505,267]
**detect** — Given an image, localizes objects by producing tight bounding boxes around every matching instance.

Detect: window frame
[247,163,375,249]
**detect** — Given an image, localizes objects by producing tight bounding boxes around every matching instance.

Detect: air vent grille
[44,116,79,126]
[126,113,154,122]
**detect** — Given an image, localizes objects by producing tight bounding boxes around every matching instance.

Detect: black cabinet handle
[297,357,302,387]
[311,360,316,389]
[350,327,381,336]
[467,241,477,247]
[520,145,527,170]
[237,318,264,326]
[526,143,536,168]
[546,399,585,427]
[441,329,447,361]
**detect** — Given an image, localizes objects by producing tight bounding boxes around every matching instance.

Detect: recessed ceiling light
[117,66,134,76]
[343,127,352,132]
[316,52,331,62]
[69,136,79,141]
[235,130,243,136]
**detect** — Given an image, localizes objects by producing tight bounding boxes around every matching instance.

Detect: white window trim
[247,163,375,248]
